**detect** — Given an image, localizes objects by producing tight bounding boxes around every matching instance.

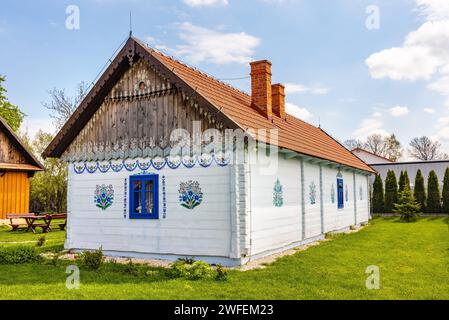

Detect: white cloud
[372,111,382,117]
[424,107,436,113]
[366,0,449,97]
[169,22,260,64]
[366,45,439,81]
[183,0,228,7]
[431,115,449,142]
[352,118,389,140]
[285,102,312,120]
[428,75,449,95]
[284,83,331,95]
[389,105,409,117]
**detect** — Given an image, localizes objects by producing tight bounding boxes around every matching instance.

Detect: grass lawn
[0,217,448,300]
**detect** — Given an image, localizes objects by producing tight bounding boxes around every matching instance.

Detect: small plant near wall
[36,236,46,247]
[393,188,421,222]
[79,247,104,271]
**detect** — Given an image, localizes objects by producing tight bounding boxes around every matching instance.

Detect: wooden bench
[46,213,67,231]
[6,214,36,231]
[6,213,67,233]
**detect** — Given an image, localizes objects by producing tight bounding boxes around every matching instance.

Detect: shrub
[36,236,46,247]
[442,168,449,214]
[0,246,37,264]
[79,247,104,271]
[427,170,441,213]
[372,174,384,213]
[215,264,228,281]
[123,259,139,276]
[414,169,426,212]
[384,170,398,213]
[393,188,421,222]
[171,259,215,280]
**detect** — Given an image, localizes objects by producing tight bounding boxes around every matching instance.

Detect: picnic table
[6,213,67,233]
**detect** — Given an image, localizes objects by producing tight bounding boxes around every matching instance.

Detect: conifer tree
[427,170,441,213]
[372,174,384,213]
[384,170,398,213]
[442,168,449,214]
[414,169,426,212]
[393,188,421,222]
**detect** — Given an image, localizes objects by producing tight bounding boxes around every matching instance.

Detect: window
[337,176,344,209]
[130,175,159,219]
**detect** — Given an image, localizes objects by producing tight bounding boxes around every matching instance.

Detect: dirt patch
[41,252,173,268]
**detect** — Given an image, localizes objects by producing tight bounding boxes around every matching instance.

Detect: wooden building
[0,116,44,218]
[44,37,374,266]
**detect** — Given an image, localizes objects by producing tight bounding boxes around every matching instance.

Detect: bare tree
[345,133,403,161]
[365,134,389,157]
[409,136,447,160]
[343,139,364,150]
[42,82,87,130]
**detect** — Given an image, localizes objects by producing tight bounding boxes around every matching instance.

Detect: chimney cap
[250,59,272,66]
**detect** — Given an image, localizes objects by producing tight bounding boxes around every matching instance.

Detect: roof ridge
[136,37,251,98]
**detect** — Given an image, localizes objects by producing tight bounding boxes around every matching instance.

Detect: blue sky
[1,0,448,157]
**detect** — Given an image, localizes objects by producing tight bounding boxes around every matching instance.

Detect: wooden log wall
[63,59,223,161]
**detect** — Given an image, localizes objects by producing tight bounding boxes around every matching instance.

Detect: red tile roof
[141,39,374,173]
[44,37,374,173]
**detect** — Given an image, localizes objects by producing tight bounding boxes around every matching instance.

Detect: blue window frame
[129,175,159,219]
[337,177,344,209]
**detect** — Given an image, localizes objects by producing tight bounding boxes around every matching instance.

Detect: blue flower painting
[309,181,317,205]
[179,180,204,210]
[94,184,114,210]
[273,179,283,207]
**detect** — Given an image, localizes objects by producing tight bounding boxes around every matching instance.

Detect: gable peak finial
[129,11,133,37]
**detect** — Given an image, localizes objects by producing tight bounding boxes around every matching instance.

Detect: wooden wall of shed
[0,172,30,218]
[64,59,222,158]
[0,130,27,164]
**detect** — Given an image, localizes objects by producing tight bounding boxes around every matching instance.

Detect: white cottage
[44,37,375,266]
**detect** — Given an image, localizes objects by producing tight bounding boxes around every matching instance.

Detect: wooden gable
[0,129,28,164]
[0,116,44,172]
[62,59,223,161]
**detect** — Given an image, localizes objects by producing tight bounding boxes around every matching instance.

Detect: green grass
[0,217,448,299]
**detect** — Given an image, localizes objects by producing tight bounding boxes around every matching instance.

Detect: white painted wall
[66,151,371,265]
[248,152,302,255]
[303,161,322,238]
[248,150,371,258]
[67,161,232,258]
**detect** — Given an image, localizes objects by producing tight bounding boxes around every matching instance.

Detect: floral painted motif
[345,185,349,202]
[331,184,335,204]
[359,186,363,201]
[179,180,204,210]
[273,179,283,207]
[73,153,231,174]
[309,182,317,205]
[94,184,114,210]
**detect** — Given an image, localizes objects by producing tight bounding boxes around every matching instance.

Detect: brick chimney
[272,83,286,119]
[250,60,272,118]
